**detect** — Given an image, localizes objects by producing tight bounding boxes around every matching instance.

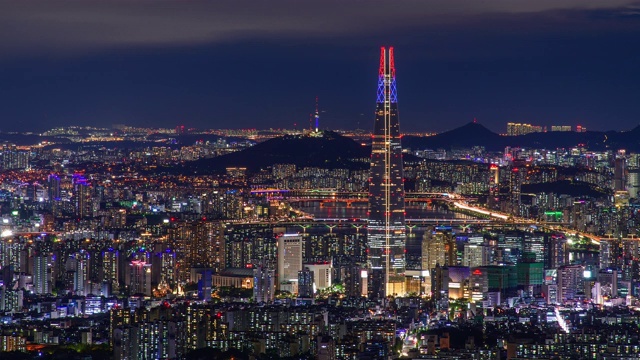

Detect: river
[293,201,474,221]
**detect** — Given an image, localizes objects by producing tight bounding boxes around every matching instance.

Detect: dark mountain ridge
[178,131,371,174]
[403,122,640,151]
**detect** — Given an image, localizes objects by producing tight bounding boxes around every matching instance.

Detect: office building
[278,234,303,293]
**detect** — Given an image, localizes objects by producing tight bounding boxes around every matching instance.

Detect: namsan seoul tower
[367,47,406,299]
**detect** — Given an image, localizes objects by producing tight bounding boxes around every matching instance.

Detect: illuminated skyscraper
[74,175,93,218]
[102,248,119,294]
[298,267,314,298]
[253,264,275,303]
[614,156,627,191]
[277,234,303,294]
[33,254,51,295]
[129,260,152,296]
[367,47,406,298]
[47,174,61,202]
[509,167,522,216]
[168,221,224,283]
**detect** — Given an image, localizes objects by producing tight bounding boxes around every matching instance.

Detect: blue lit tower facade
[367,47,406,299]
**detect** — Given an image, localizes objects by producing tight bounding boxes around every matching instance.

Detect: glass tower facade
[367,47,406,298]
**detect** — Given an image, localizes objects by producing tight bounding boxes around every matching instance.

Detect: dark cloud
[0,0,638,57]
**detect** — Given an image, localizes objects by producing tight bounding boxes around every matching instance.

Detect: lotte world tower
[367,47,406,299]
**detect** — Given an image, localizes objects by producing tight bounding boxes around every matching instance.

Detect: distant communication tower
[314,96,320,133]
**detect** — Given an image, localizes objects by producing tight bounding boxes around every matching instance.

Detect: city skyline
[3,2,640,359]
[1,1,640,133]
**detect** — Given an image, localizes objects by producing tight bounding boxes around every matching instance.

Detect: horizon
[1,1,640,133]
[4,120,639,136]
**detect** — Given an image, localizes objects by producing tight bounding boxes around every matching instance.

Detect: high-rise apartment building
[557,265,584,303]
[253,265,275,304]
[33,254,51,295]
[129,260,152,296]
[298,267,314,298]
[47,174,61,202]
[510,167,522,216]
[421,231,450,273]
[463,244,489,268]
[0,144,29,170]
[73,175,93,218]
[614,156,627,191]
[627,168,640,198]
[507,123,543,136]
[551,125,572,132]
[422,231,447,295]
[102,248,119,294]
[544,234,568,269]
[169,221,224,282]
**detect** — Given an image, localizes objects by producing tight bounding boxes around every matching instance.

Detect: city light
[0,25,637,359]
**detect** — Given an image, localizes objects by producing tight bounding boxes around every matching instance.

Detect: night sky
[1,1,640,133]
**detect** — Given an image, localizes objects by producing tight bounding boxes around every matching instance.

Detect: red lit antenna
[389,46,396,78]
[379,47,386,76]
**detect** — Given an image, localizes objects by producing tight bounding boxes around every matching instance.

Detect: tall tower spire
[367,46,406,299]
[314,96,320,133]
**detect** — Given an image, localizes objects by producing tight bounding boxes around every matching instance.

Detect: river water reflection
[293,201,474,221]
